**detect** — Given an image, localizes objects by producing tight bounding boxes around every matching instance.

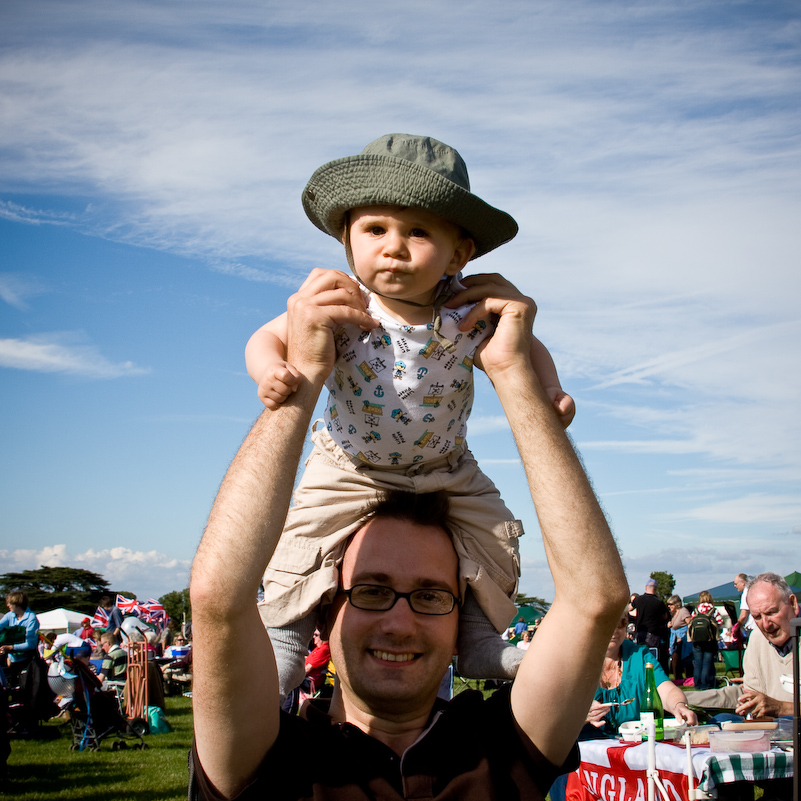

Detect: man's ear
[792,595,800,615]
[445,237,476,276]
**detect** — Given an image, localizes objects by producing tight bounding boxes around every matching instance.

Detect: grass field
[4,694,193,801]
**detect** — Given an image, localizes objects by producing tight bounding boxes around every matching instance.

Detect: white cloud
[673,493,801,526]
[0,544,191,601]
[0,335,150,378]
[0,272,47,309]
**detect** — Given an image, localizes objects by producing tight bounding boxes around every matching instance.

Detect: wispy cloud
[0,273,47,309]
[0,335,149,378]
[672,493,801,526]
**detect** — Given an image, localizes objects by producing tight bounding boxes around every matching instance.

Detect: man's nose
[378,595,418,632]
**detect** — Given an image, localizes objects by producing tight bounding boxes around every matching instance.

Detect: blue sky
[1,0,799,607]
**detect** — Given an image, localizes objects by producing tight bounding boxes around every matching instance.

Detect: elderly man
[189,270,629,799]
[691,572,797,718]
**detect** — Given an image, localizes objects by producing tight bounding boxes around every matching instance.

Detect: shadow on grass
[5,757,187,801]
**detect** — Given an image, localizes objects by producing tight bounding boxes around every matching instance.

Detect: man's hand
[285,269,377,386]
[447,273,536,375]
[736,689,790,718]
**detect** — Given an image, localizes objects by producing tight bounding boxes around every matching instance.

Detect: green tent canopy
[506,606,544,642]
[784,571,801,588]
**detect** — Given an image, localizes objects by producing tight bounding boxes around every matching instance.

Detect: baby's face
[348,205,473,309]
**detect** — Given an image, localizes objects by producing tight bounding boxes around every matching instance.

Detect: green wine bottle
[640,662,664,741]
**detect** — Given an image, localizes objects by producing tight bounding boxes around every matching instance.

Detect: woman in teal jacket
[587,615,697,735]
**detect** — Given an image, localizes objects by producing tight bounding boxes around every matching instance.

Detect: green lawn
[4,695,193,801]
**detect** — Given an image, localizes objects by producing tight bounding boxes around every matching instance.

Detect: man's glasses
[342,584,459,616]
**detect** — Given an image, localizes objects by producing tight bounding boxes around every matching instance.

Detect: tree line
[0,566,190,623]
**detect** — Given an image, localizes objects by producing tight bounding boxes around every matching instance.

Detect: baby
[247,133,574,699]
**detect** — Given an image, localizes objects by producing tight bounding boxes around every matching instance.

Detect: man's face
[747,582,799,647]
[734,575,745,592]
[327,516,459,717]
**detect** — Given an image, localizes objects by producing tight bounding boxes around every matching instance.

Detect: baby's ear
[446,237,476,274]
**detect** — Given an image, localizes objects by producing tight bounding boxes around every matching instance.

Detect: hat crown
[361,134,471,192]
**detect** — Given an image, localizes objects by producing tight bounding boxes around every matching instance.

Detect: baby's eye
[409,228,428,238]
[369,226,385,236]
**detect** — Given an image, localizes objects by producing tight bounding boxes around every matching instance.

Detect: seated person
[163,634,190,659]
[97,632,127,687]
[163,647,193,695]
[585,615,697,735]
[689,572,797,718]
[549,615,698,801]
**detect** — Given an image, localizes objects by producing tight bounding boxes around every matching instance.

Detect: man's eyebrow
[350,571,456,590]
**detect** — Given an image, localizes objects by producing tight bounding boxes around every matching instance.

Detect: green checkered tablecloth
[699,749,793,792]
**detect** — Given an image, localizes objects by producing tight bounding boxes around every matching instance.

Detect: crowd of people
[0,590,193,772]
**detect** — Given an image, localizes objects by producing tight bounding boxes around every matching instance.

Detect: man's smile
[370,649,420,663]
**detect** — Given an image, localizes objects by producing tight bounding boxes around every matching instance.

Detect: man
[189,270,629,799]
[303,630,331,694]
[733,573,754,642]
[76,617,96,641]
[691,573,798,718]
[97,632,127,686]
[632,578,669,670]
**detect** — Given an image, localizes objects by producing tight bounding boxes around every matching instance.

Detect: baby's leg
[456,589,523,680]
[268,613,317,702]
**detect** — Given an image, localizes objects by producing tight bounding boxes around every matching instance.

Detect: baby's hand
[546,387,575,429]
[257,361,302,411]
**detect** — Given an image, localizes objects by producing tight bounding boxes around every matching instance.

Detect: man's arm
[190,269,375,799]
[454,274,629,767]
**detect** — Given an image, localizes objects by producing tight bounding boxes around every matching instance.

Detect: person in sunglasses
[189,269,628,800]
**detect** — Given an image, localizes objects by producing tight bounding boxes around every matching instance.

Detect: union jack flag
[139,598,167,630]
[116,594,140,615]
[143,598,165,616]
[91,606,109,629]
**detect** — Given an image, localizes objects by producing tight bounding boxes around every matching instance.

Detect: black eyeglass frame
[341,584,461,616]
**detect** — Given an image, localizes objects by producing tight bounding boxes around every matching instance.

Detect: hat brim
[302,154,518,259]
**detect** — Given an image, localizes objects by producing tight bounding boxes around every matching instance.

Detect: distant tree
[650,571,675,601]
[0,566,110,614]
[515,592,551,615]
[159,588,191,623]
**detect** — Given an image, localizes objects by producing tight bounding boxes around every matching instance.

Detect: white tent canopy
[36,607,88,635]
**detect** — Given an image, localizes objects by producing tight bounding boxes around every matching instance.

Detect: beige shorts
[258,424,522,633]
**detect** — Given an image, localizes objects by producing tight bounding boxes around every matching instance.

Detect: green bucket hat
[302,133,518,259]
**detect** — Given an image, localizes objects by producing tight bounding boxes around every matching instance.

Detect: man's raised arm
[454,274,629,767]
[190,269,375,799]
